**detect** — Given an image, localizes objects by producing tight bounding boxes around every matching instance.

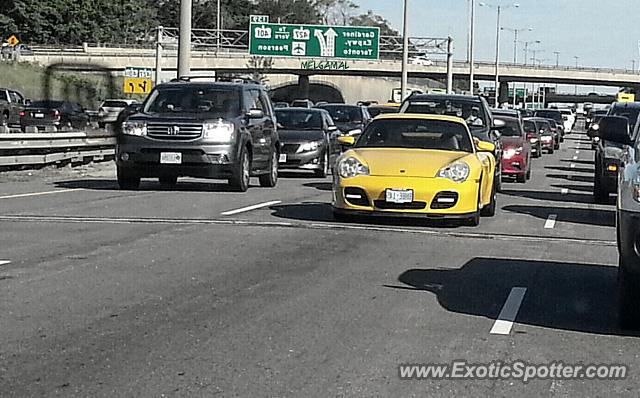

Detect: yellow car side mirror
[337,136,356,146]
[475,139,495,153]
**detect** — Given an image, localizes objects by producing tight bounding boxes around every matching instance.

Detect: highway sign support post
[178,0,192,78]
[446,37,454,94]
[401,0,409,102]
[155,26,163,85]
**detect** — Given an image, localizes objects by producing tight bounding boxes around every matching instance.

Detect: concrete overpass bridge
[19,46,640,103]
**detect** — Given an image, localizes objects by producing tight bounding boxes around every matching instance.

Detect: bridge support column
[297,75,310,100]
[499,81,510,106]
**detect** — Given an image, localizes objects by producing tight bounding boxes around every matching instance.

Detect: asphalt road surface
[0,123,635,397]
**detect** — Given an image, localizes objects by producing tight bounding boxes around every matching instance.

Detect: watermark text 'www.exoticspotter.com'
[399,361,628,383]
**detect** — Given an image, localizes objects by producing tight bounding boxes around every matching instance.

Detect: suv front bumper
[116,135,240,179]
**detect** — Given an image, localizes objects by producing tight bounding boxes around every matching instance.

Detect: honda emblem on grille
[167,126,180,135]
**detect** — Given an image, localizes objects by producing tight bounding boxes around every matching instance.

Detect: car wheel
[555,141,560,150]
[159,176,178,189]
[480,180,496,217]
[516,173,526,183]
[526,166,532,181]
[617,256,640,329]
[548,147,554,154]
[465,186,482,226]
[259,149,278,187]
[117,167,140,190]
[229,146,250,192]
[314,151,329,178]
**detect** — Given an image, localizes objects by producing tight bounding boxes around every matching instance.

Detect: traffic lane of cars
[0,214,627,397]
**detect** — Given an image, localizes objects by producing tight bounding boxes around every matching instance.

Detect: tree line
[0,0,397,45]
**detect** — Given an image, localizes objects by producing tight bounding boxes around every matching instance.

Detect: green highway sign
[249,23,379,60]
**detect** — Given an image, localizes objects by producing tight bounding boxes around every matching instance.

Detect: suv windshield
[356,119,473,152]
[534,110,562,122]
[318,105,362,123]
[523,120,536,134]
[143,87,241,116]
[609,106,640,128]
[275,109,322,130]
[402,99,489,130]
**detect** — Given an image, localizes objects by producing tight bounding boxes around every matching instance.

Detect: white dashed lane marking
[221,201,282,216]
[490,287,528,335]
[544,214,558,229]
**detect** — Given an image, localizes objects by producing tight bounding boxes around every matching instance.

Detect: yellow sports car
[332,114,497,226]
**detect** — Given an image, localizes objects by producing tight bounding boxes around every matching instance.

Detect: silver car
[98,99,139,127]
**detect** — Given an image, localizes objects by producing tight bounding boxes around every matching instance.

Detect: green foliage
[0,0,397,45]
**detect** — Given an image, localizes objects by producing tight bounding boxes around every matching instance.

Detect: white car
[98,99,139,126]
[560,109,575,132]
[409,55,434,66]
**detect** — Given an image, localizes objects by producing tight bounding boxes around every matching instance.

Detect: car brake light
[19,111,25,117]
[52,109,60,117]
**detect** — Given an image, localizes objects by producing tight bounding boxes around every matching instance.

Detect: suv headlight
[338,157,369,178]
[437,161,470,183]
[123,121,147,136]
[203,120,235,143]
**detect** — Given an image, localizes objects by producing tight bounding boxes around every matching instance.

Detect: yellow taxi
[332,114,497,226]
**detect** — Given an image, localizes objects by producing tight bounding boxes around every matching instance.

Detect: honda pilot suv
[116,78,279,192]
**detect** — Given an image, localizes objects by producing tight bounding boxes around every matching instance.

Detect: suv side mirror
[247,109,264,119]
[599,116,632,146]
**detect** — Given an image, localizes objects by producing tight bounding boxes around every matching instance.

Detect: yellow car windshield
[355,119,473,152]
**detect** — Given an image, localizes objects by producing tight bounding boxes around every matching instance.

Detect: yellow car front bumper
[333,175,481,218]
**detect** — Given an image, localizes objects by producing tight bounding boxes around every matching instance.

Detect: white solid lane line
[221,200,282,216]
[570,163,576,168]
[544,214,558,229]
[573,156,578,160]
[490,287,528,335]
[0,260,10,266]
[0,188,82,200]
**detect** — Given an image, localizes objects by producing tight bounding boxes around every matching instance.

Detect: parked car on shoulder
[275,108,341,177]
[116,77,280,192]
[0,88,28,126]
[20,100,89,132]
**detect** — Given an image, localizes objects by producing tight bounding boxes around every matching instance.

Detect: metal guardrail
[0,129,116,168]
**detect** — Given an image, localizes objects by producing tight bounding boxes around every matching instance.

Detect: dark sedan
[315,103,372,137]
[20,100,89,132]
[275,108,341,177]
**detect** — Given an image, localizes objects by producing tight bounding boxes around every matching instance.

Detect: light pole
[631,59,636,73]
[553,51,560,67]
[216,0,221,52]
[501,26,532,64]
[521,39,540,65]
[400,0,409,102]
[469,0,476,93]
[480,2,520,107]
[574,56,579,94]
[178,0,192,78]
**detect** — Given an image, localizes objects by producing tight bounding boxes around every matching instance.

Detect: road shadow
[503,204,615,227]
[279,170,328,180]
[388,257,636,336]
[54,178,246,193]
[561,158,594,165]
[547,173,594,183]
[303,182,333,191]
[545,165,593,174]
[501,188,596,204]
[269,202,461,229]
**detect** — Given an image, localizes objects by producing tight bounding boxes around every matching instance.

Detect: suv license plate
[279,154,287,163]
[160,152,182,164]
[35,113,44,118]
[386,189,413,203]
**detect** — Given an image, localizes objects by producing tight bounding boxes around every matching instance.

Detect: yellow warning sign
[617,93,636,103]
[6,35,19,47]
[123,77,153,94]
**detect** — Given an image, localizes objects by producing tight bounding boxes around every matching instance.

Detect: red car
[498,116,532,183]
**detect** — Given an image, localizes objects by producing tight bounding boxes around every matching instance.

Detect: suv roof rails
[168,75,263,85]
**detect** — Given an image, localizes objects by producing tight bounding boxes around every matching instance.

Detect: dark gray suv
[116,79,279,192]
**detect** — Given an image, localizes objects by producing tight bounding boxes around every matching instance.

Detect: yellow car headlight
[437,161,470,183]
[338,157,369,178]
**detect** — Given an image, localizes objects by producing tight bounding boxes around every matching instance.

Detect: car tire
[117,168,140,190]
[555,141,560,150]
[480,180,496,217]
[314,151,329,178]
[465,186,482,226]
[548,147,554,154]
[159,176,178,189]
[516,173,526,183]
[617,256,640,329]
[229,146,250,192]
[259,149,278,188]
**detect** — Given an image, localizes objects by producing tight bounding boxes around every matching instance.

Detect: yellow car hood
[350,148,471,178]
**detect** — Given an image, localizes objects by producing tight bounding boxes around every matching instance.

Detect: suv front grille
[147,122,203,140]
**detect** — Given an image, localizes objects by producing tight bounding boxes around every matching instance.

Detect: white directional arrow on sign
[315,28,337,57]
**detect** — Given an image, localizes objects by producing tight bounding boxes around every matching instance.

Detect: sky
[351,0,638,70]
